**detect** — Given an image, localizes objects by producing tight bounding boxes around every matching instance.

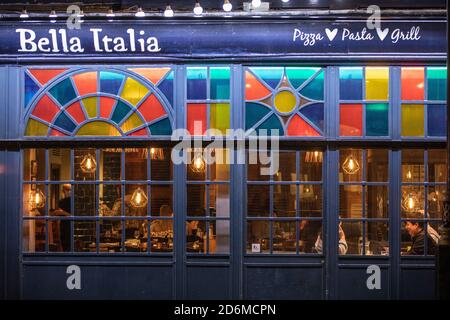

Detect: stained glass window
[245,67,325,136]
[186,66,231,136]
[401,66,447,137]
[24,67,174,137]
[339,67,390,137]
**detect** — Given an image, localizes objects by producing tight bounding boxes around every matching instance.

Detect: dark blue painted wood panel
[186,266,231,300]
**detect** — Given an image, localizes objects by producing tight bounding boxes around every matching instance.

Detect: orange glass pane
[137,94,166,122]
[128,127,148,136]
[73,71,98,96]
[187,103,207,135]
[245,71,271,100]
[50,128,68,136]
[129,67,170,85]
[340,104,362,136]
[66,101,86,124]
[28,68,68,86]
[401,67,424,100]
[31,95,60,123]
[287,114,320,136]
[99,97,116,119]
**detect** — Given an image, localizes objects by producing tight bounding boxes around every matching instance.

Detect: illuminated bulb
[164,5,174,17]
[252,0,262,8]
[30,189,46,209]
[342,154,360,175]
[223,0,232,11]
[80,153,97,173]
[130,187,148,208]
[20,9,29,19]
[49,10,57,18]
[150,148,156,156]
[282,0,290,2]
[106,9,115,17]
[348,158,354,171]
[193,1,203,15]
[191,153,206,172]
[77,10,85,18]
[406,170,412,179]
[407,196,415,210]
[135,7,145,17]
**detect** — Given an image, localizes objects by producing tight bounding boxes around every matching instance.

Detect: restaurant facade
[0,1,448,300]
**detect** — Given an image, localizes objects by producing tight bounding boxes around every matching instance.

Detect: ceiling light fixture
[193,1,203,15]
[223,0,233,12]
[106,9,115,17]
[135,7,145,17]
[20,9,29,19]
[251,0,262,8]
[164,5,174,17]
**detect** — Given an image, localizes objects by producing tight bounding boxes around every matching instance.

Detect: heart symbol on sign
[325,28,338,41]
[376,27,389,41]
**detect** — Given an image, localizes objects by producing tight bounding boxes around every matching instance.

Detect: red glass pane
[73,71,98,96]
[28,68,68,86]
[99,97,116,119]
[137,94,166,122]
[129,67,170,85]
[401,67,424,100]
[340,104,362,136]
[50,128,68,136]
[287,114,320,136]
[187,103,207,135]
[128,127,148,136]
[66,101,86,124]
[31,95,60,123]
[245,71,271,100]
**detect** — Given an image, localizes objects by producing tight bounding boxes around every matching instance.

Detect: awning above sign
[0,20,446,62]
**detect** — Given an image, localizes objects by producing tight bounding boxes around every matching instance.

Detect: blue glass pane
[49,78,77,106]
[366,103,389,136]
[428,104,447,136]
[157,71,174,106]
[100,71,125,95]
[25,73,40,108]
[300,71,324,101]
[54,111,76,132]
[149,118,172,135]
[249,67,283,90]
[111,100,131,124]
[256,114,284,136]
[340,67,363,100]
[299,103,324,131]
[187,67,207,100]
[245,102,271,130]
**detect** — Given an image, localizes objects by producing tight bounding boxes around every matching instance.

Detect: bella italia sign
[0,20,446,60]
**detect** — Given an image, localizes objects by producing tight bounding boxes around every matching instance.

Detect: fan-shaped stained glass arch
[244,67,325,136]
[24,67,174,137]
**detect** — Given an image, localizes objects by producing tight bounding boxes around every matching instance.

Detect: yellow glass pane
[274,90,297,113]
[365,67,389,100]
[25,119,48,136]
[120,113,144,133]
[210,103,230,134]
[82,97,97,118]
[402,104,424,136]
[120,77,149,106]
[76,121,121,136]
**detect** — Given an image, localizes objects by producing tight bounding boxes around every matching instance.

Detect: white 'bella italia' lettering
[91,28,161,53]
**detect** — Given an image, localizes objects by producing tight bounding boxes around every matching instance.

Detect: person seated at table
[52,184,71,252]
[150,205,173,233]
[314,224,348,255]
[404,212,438,255]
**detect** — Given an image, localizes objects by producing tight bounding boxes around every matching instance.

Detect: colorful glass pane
[187,67,207,100]
[66,101,86,124]
[100,71,124,95]
[111,100,131,124]
[299,103,324,132]
[24,73,40,108]
[210,103,230,133]
[128,127,148,136]
[99,97,116,119]
[25,119,48,136]
[148,118,172,135]
[256,114,284,135]
[31,95,60,123]
[300,70,324,101]
[339,67,363,100]
[120,112,144,133]
[54,112,76,133]
[76,121,121,136]
[366,103,388,136]
[428,104,447,136]
[120,77,149,106]
[249,67,283,89]
[50,128,67,136]
[427,67,447,101]
[340,104,362,136]
[210,67,230,100]
[157,71,174,106]
[401,67,424,101]
[402,104,424,136]
[82,97,97,118]
[73,71,97,96]
[187,103,207,135]
[137,94,166,123]
[245,102,271,130]
[245,71,271,100]
[286,67,319,90]
[29,69,67,86]
[274,90,297,114]
[129,67,170,85]
[49,78,77,106]
[287,114,320,136]
[365,67,389,100]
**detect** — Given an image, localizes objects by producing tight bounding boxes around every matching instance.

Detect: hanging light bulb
[191,152,206,173]
[251,0,262,8]
[30,189,46,209]
[20,9,29,19]
[130,187,148,208]
[135,7,145,17]
[223,0,233,12]
[193,1,203,15]
[282,0,290,3]
[406,170,412,180]
[77,10,85,18]
[150,147,164,160]
[402,192,419,212]
[80,153,97,173]
[342,154,360,175]
[49,10,57,18]
[106,8,115,17]
[164,5,174,17]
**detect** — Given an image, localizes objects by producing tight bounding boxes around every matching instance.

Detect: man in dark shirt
[54,184,71,252]
[404,212,437,255]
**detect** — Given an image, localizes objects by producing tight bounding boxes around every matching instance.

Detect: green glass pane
[210,67,230,100]
[300,71,324,101]
[249,67,284,89]
[366,103,388,136]
[427,67,447,101]
[256,114,284,136]
[210,103,230,134]
[286,67,319,90]
[402,104,424,136]
[111,100,131,124]
[245,102,271,130]
[49,78,77,106]
[149,118,172,135]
